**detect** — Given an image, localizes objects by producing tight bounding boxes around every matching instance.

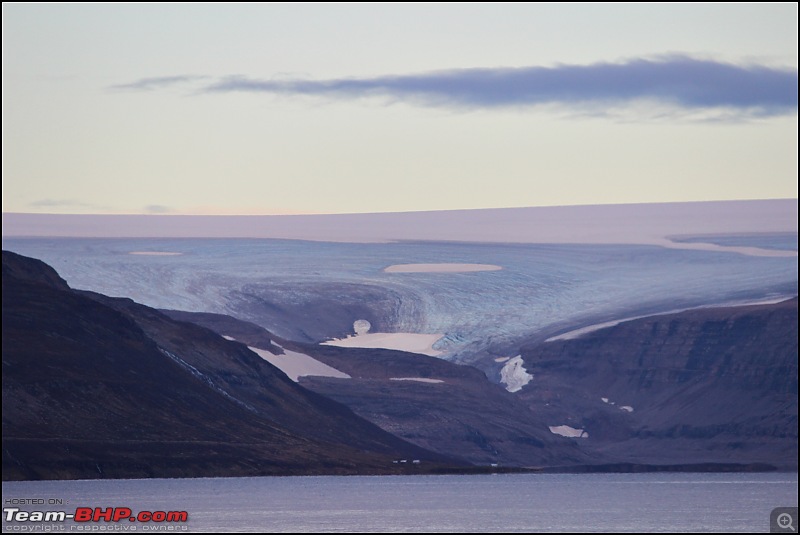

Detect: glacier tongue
[500,355,532,393]
[5,236,796,366]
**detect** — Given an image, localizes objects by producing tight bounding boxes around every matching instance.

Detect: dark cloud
[109,75,208,91]
[202,56,797,116]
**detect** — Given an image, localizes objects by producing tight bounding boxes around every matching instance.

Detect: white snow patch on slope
[390,377,444,384]
[549,425,589,438]
[547,319,629,342]
[601,396,634,412]
[322,332,444,356]
[247,344,350,382]
[500,355,532,393]
[547,296,796,342]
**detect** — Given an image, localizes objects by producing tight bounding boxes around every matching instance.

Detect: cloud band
[117,56,799,116]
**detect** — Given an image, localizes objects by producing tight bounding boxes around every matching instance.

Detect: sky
[2,3,798,216]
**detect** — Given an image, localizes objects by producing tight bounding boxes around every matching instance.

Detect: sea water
[2,473,797,532]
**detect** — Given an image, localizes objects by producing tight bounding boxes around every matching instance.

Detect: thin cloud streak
[202,56,797,116]
[29,199,112,210]
[110,75,209,91]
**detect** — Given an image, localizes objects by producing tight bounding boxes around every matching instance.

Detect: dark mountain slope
[159,309,283,355]
[161,309,280,354]
[2,251,457,480]
[300,346,577,467]
[166,297,798,470]
[160,308,588,468]
[515,298,798,469]
[161,277,797,471]
[87,292,451,461]
[2,251,69,290]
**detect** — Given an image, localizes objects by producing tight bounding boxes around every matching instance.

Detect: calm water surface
[2,473,797,533]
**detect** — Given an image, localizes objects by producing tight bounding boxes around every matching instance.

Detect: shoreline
[3,462,791,484]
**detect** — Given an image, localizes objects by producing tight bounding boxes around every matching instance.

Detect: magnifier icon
[778,513,796,532]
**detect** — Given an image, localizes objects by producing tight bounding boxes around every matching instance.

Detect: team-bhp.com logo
[4,507,188,531]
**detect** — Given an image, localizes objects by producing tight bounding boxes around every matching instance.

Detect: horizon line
[3,197,798,218]
[3,199,797,247]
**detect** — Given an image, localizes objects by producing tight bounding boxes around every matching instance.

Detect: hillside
[167,299,798,470]
[4,249,795,478]
[2,251,458,480]
[515,299,798,469]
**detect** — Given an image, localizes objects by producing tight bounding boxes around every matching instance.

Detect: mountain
[297,344,591,468]
[162,309,588,467]
[164,299,798,470]
[2,251,458,480]
[514,299,798,470]
[4,249,795,478]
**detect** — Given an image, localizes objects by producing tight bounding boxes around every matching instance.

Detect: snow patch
[547,296,798,342]
[494,356,511,363]
[322,332,444,356]
[547,319,629,342]
[549,425,589,438]
[247,343,350,382]
[390,377,444,384]
[499,355,532,393]
[601,396,634,412]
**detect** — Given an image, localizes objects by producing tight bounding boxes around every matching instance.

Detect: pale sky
[2,3,797,215]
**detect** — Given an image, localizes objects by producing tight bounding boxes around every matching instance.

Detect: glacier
[3,235,797,368]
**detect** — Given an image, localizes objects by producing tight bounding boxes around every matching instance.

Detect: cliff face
[516,298,798,469]
[2,251,455,480]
